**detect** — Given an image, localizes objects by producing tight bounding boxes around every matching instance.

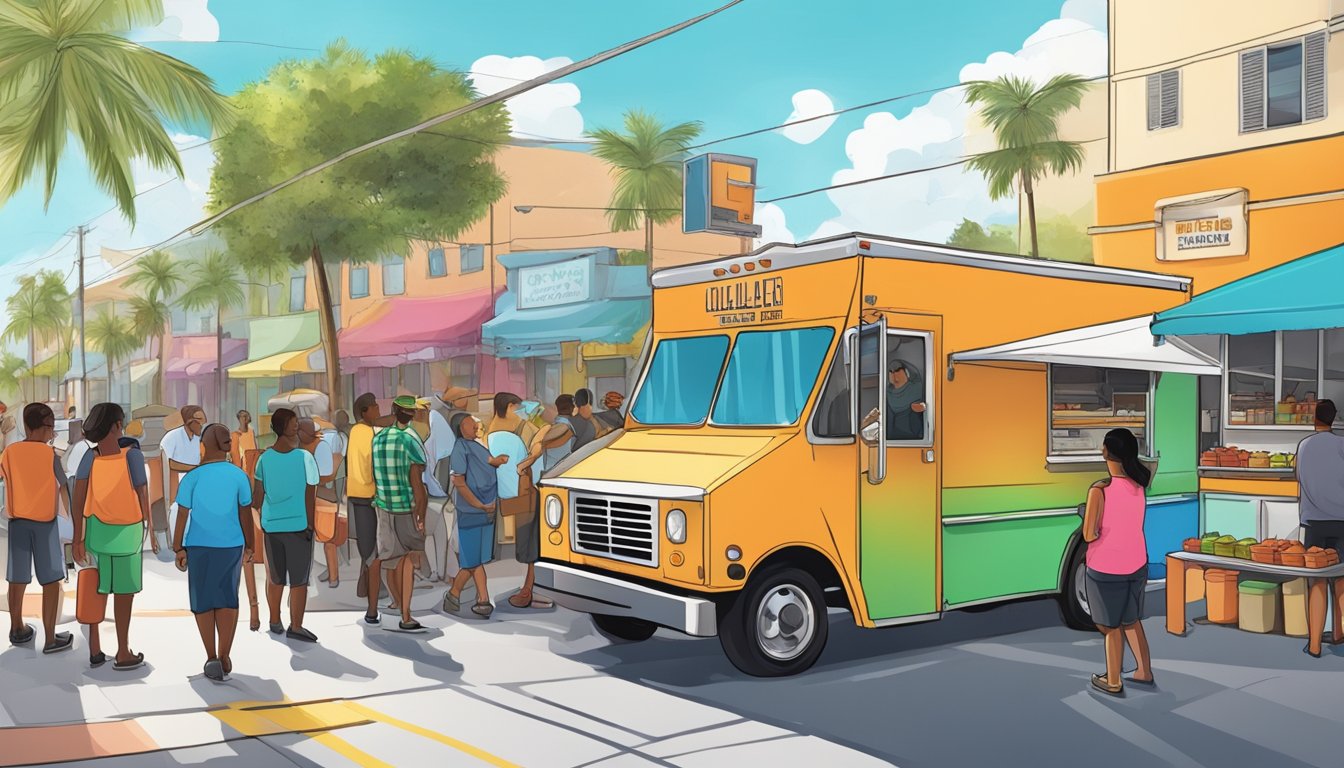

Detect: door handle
[924,449,935,463]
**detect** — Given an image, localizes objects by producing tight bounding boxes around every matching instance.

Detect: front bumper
[535,563,718,637]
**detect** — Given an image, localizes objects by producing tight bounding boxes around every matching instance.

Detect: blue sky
[0,0,1107,284]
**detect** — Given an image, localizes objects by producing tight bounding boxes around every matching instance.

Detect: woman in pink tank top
[1081,428,1154,696]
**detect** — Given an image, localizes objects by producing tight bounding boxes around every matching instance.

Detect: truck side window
[884,335,928,443]
[811,344,853,438]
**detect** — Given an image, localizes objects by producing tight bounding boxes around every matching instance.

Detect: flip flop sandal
[363,612,382,626]
[1090,673,1123,696]
[389,620,426,633]
[471,602,494,618]
[9,623,34,645]
[203,659,225,681]
[1124,676,1157,687]
[441,592,461,613]
[42,632,74,654]
[113,653,145,671]
[269,622,284,635]
[89,652,107,668]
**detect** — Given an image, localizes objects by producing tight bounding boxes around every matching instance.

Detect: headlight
[544,495,563,528]
[665,508,687,544]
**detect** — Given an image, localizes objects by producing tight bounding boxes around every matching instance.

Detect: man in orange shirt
[1,404,73,653]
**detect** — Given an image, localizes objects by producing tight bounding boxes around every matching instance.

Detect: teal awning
[1152,242,1344,337]
[483,295,649,359]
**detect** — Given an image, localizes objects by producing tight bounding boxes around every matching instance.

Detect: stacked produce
[1184,534,1341,568]
[1198,446,1295,468]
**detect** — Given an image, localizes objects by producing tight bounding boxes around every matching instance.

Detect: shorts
[376,509,425,566]
[350,497,378,566]
[264,531,314,587]
[458,521,496,570]
[514,513,540,565]
[1085,565,1148,628]
[7,518,64,586]
[1304,520,1344,556]
[93,551,143,595]
[187,546,243,613]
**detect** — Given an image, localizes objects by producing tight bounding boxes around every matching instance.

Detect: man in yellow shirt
[347,393,384,622]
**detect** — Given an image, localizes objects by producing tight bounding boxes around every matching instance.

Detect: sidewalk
[0,546,893,767]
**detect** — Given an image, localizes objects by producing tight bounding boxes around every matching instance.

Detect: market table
[1165,551,1344,647]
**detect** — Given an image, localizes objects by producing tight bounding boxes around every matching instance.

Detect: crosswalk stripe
[343,701,520,768]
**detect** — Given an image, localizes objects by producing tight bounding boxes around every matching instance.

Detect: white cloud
[469,55,584,141]
[752,203,794,248]
[780,89,837,144]
[130,0,220,42]
[806,0,1107,243]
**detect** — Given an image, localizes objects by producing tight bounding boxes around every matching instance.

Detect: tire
[591,614,657,643]
[718,566,828,677]
[1058,541,1095,631]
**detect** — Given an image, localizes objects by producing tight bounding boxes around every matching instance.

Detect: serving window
[1226,330,1340,428]
[1048,365,1152,457]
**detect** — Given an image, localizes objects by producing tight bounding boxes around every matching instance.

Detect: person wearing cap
[860,362,927,442]
[172,424,254,681]
[370,395,430,631]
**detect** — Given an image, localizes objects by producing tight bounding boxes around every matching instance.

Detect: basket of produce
[1234,537,1258,559]
[1200,451,1218,467]
[1182,537,1203,553]
[1281,543,1307,568]
[1304,547,1341,569]
[1213,535,1238,558]
[1249,451,1272,468]
[1269,453,1292,469]
[1249,541,1278,564]
[1200,532,1222,555]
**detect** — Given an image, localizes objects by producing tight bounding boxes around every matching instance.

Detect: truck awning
[951,315,1220,375]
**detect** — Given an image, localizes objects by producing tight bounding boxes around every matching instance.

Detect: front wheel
[718,566,828,677]
[592,614,657,643]
[1058,541,1095,631]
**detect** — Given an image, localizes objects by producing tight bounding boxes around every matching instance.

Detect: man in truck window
[861,362,927,442]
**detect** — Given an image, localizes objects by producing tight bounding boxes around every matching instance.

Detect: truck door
[856,312,942,622]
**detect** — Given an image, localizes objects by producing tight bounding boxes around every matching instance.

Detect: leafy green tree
[588,109,702,283]
[180,252,245,414]
[964,74,1089,259]
[0,0,232,221]
[947,218,1018,254]
[209,42,510,408]
[2,269,69,402]
[0,352,28,402]
[1037,216,1093,264]
[125,250,183,404]
[86,305,139,405]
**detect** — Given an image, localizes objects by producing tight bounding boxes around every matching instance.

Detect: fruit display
[1234,537,1258,559]
[1212,535,1238,557]
[1304,547,1342,568]
[1281,543,1307,568]
[1189,537,1340,569]
[1198,445,1295,469]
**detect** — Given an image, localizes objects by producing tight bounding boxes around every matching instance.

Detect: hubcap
[756,584,816,661]
[1073,560,1091,617]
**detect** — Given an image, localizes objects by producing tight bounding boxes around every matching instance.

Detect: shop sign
[704,276,785,326]
[518,256,592,309]
[1156,189,1248,261]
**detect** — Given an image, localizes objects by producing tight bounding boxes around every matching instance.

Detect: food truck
[535,234,1219,676]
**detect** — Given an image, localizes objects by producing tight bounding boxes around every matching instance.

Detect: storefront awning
[228,346,324,379]
[484,295,651,359]
[166,335,248,379]
[339,291,494,369]
[1151,242,1344,337]
[129,359,158,384]
[952,315,1221,376]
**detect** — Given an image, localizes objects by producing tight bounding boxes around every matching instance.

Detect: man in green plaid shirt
[371,395,429,632]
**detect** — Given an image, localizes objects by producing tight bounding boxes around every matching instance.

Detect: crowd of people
[0,386,626,681]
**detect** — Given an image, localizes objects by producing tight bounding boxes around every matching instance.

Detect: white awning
[129,359,159,384]
[951,315,1221,376]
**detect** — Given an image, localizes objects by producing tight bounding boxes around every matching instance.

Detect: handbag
[314,499,348,546]
[76,567,106,625]
[499,472,538,520]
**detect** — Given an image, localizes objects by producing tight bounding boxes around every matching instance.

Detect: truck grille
[571,493,658,566]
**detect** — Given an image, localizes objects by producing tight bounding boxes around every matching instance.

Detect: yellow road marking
[344,701,520,768]
[211,699,370,737]
[311,732,396,768]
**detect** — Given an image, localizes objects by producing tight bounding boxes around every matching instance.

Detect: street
[0,541,1340,768]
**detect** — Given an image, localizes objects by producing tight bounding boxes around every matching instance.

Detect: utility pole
[76,225,89,413]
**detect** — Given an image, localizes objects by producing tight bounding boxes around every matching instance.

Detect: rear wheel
[592,614,657,643]
[1058,542,1095,631]
[719,566,828,677]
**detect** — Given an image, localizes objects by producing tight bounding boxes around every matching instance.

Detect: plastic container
[1282,578,1308,637]
[1206,569,1240,624]
[1238,581,1280,634]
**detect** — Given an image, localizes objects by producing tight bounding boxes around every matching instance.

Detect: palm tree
[86,306,139,406]
[3,270,69,402]
[964,74,1090,259]
[125,250,183,404]
[0,0,233,221]
[180,252,244,415]
[0,352,28,403]
[588,109,702,283]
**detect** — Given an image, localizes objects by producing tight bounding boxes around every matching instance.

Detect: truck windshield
[711,327,835,426]
[630,335,731,425]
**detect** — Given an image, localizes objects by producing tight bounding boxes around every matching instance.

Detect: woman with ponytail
[1081,428,1155,696]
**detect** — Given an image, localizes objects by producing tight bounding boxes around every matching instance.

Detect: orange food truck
[535,234,1216,676]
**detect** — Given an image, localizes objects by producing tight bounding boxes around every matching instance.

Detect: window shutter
[1146,73,1162,130]
[1160,70,1180,128]
[1239,48,1266,132]
[1305,30,1327,121]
